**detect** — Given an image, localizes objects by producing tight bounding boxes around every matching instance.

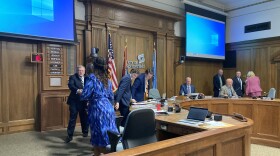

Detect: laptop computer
[179,107,209,124]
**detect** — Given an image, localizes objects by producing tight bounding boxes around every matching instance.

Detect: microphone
[91,47,99,58]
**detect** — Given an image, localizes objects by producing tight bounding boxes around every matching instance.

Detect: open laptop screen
[187,107,208,121]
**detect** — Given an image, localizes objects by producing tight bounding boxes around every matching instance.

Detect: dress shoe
[65,136,73,143]
[82,133,88,137]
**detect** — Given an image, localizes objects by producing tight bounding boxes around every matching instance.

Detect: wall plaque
[46,44,63,75]
[50,77,62,86]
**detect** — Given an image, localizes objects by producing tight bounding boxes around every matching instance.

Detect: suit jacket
[232,76,244,96]
[213,74,225,92]
[115,74,132,107]
[219,85,237,97]
[131,73,148,102]
[245,76,262,95]
[67,73,87,105]
[179,84,196,95]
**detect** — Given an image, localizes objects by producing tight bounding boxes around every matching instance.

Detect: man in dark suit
[213,69,225,97]
[65,65,89,143]
[114,69,139,126]
[232,71,244,97]
[131,68,153,102]
[179,77,196,95]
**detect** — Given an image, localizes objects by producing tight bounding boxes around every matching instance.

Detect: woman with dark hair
[81,57,118,156]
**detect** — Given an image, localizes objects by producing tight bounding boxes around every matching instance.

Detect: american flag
[108,33,118,91]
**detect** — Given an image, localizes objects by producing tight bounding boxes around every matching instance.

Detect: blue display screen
[186,13,225,60]
[0,0,74,42]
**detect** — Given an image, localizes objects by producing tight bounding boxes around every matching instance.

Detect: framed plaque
[50,77,62,86]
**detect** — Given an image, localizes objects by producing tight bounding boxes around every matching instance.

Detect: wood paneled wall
[80,0,182,97]
[226,37,280,98]
[0,20,87,134]
[174,37,280,97]
[0,41,38,134]
[174,38,223,96]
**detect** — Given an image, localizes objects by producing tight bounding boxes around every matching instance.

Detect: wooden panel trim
[0,42,2,125]
[226,36,280,50]
[106,121,252,156]
[251,137,280,148]
[0,125,4,134]
[80,0,183,21]
[1,42,9,123]
[40,92,69,131]
[7,119,35,133]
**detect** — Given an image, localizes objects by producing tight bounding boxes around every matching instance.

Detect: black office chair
[122,108,157,149]
[107,116,123,152]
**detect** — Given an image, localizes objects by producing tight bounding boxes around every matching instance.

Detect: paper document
[177,120,234,129]
[198,121,234,129]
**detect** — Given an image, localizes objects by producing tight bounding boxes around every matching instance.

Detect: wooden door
[0,41,38,134]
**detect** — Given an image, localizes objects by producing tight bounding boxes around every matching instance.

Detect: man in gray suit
[115,69,139,126]
[219,78,237,98]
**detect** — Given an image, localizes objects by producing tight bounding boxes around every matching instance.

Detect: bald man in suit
[219,78,237,98]
[213,69,225,97]
[179,77,196,95]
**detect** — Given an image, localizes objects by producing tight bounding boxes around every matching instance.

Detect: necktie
[145,79,148,97]
[80,76,84,87]
[228,88,232,97]
[239,78,242,90]
[188,86,191,94]
[219,76,222,88]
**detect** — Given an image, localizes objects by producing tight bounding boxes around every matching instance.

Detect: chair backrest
[122,109,157,149]
[115,116,123,133]
[148,89,161,99]
[267,88,276,99]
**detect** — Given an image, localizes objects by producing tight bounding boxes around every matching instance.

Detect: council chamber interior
[0,0,280,156]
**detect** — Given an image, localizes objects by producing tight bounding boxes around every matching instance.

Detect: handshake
[77,89,83,95]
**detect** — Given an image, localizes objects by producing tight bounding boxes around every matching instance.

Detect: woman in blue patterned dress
[81,57,118,156]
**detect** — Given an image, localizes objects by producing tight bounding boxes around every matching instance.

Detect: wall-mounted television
[0,0,75,43]
[186,12,225,60]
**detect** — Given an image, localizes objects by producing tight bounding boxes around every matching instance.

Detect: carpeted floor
[0,129,93,156]
[0,128,279,156]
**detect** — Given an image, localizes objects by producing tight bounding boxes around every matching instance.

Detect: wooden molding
[272,55,280,63]
[227,36,280,50]
[79,0,183,21]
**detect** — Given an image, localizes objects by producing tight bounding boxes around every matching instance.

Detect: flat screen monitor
[186,12,225,60]
[187,107,208,121]
[0,0,75,43]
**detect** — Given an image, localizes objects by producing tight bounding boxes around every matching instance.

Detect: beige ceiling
[192,0,273,11]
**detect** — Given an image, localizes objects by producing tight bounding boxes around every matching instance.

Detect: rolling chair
[107,116,123,152]
[148,89,161,99]
[122,108,157,149]
[267,88,276,99]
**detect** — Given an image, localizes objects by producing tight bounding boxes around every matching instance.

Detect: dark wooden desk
[107,109,253,156]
